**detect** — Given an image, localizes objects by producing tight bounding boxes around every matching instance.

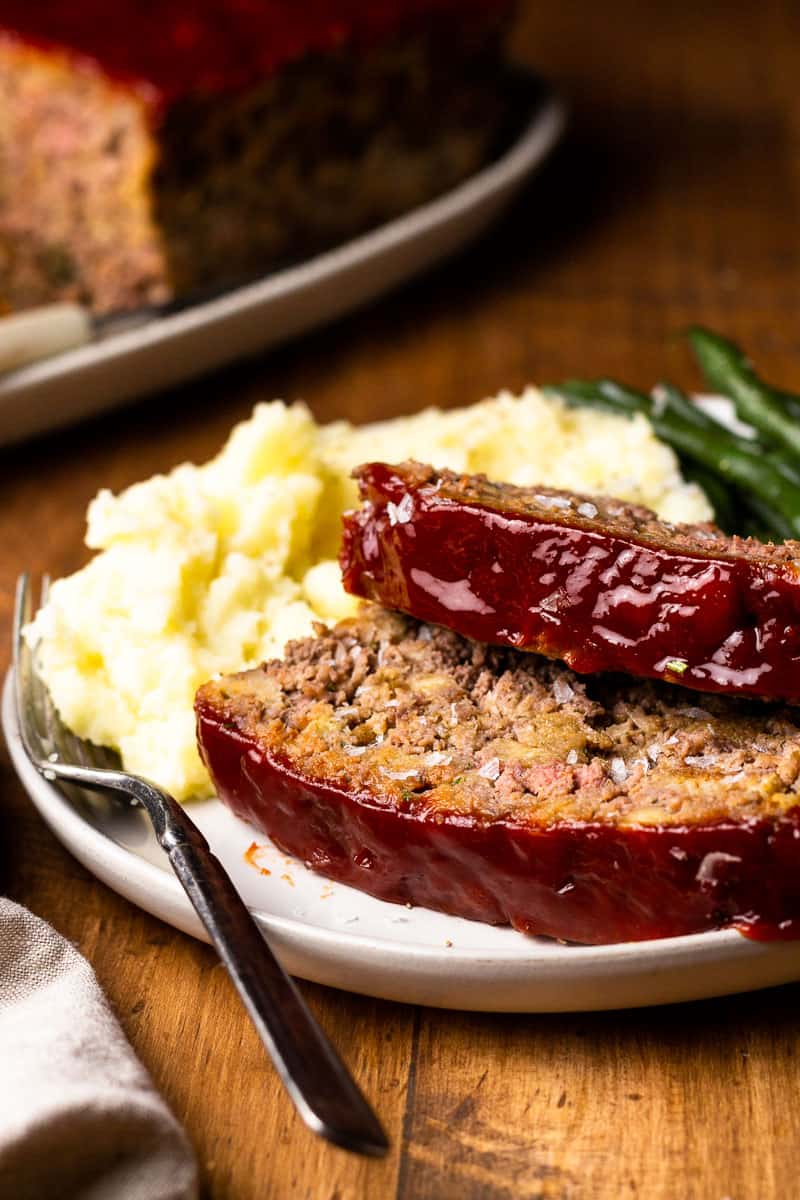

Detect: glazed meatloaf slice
[340,461,800,703]
[0,1,514,314]
[196,605,800,944]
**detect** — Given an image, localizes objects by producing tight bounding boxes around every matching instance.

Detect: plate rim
[0,75,567,397]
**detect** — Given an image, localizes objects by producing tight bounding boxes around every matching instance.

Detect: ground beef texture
[196,606,800,944]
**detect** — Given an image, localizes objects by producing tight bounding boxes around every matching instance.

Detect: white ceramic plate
[0,78,565,447]
[6,672,800,1012]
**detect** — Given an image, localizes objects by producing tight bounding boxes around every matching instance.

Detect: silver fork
[12,573,388,1158]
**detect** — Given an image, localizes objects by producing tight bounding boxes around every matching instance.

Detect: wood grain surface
[3,1,800,1196]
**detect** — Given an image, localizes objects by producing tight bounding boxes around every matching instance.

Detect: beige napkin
[0,898,198,1200]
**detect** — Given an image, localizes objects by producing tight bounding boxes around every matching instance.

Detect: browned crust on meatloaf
[382,461,800,567]
[196,604,800,829]
[153,30,515,299]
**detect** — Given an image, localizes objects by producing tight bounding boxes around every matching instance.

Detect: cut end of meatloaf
[196,605,800,942]
[0,36,168,314]
[340,462,800,702]
[197,605,800,831]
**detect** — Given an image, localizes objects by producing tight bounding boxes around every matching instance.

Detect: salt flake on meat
[610,757,628,783]
[696,851,742,885]
[478,757,501,781]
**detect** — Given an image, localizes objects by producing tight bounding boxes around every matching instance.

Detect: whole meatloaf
[196,605,800,944]
[341,461,800,703]
[0,0,514,314]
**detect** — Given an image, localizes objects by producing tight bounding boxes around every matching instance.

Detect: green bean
[688,327,800,459]
[678,461,736,532]
[655,382,800,482]
[775,389,800,422]
[591,380,652,413]
[651,415,800,534]
[549,378,800,537]
[740,515,775,543]
[543,381,646,417]
[738,493,796,543]
[566,382,735,509]
[654,382,717,431]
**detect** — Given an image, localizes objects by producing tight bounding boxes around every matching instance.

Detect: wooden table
[3,2,800,1195]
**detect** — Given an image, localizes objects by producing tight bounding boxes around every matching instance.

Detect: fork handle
[150,792,387,1156]
[25,756,386,1151]
[13,571,384,1154]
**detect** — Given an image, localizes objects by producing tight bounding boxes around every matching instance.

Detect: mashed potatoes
[30,389,711,800]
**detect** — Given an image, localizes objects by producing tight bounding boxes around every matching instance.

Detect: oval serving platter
[5,672,800,1012]
[0,75,565,447]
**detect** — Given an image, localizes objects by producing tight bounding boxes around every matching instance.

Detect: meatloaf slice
[195,605,800,944]
[340,461,800,703]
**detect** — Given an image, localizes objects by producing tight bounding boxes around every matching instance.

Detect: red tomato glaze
[340,463,800,703]
[196,702,800,944]
[0,0,509,103]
